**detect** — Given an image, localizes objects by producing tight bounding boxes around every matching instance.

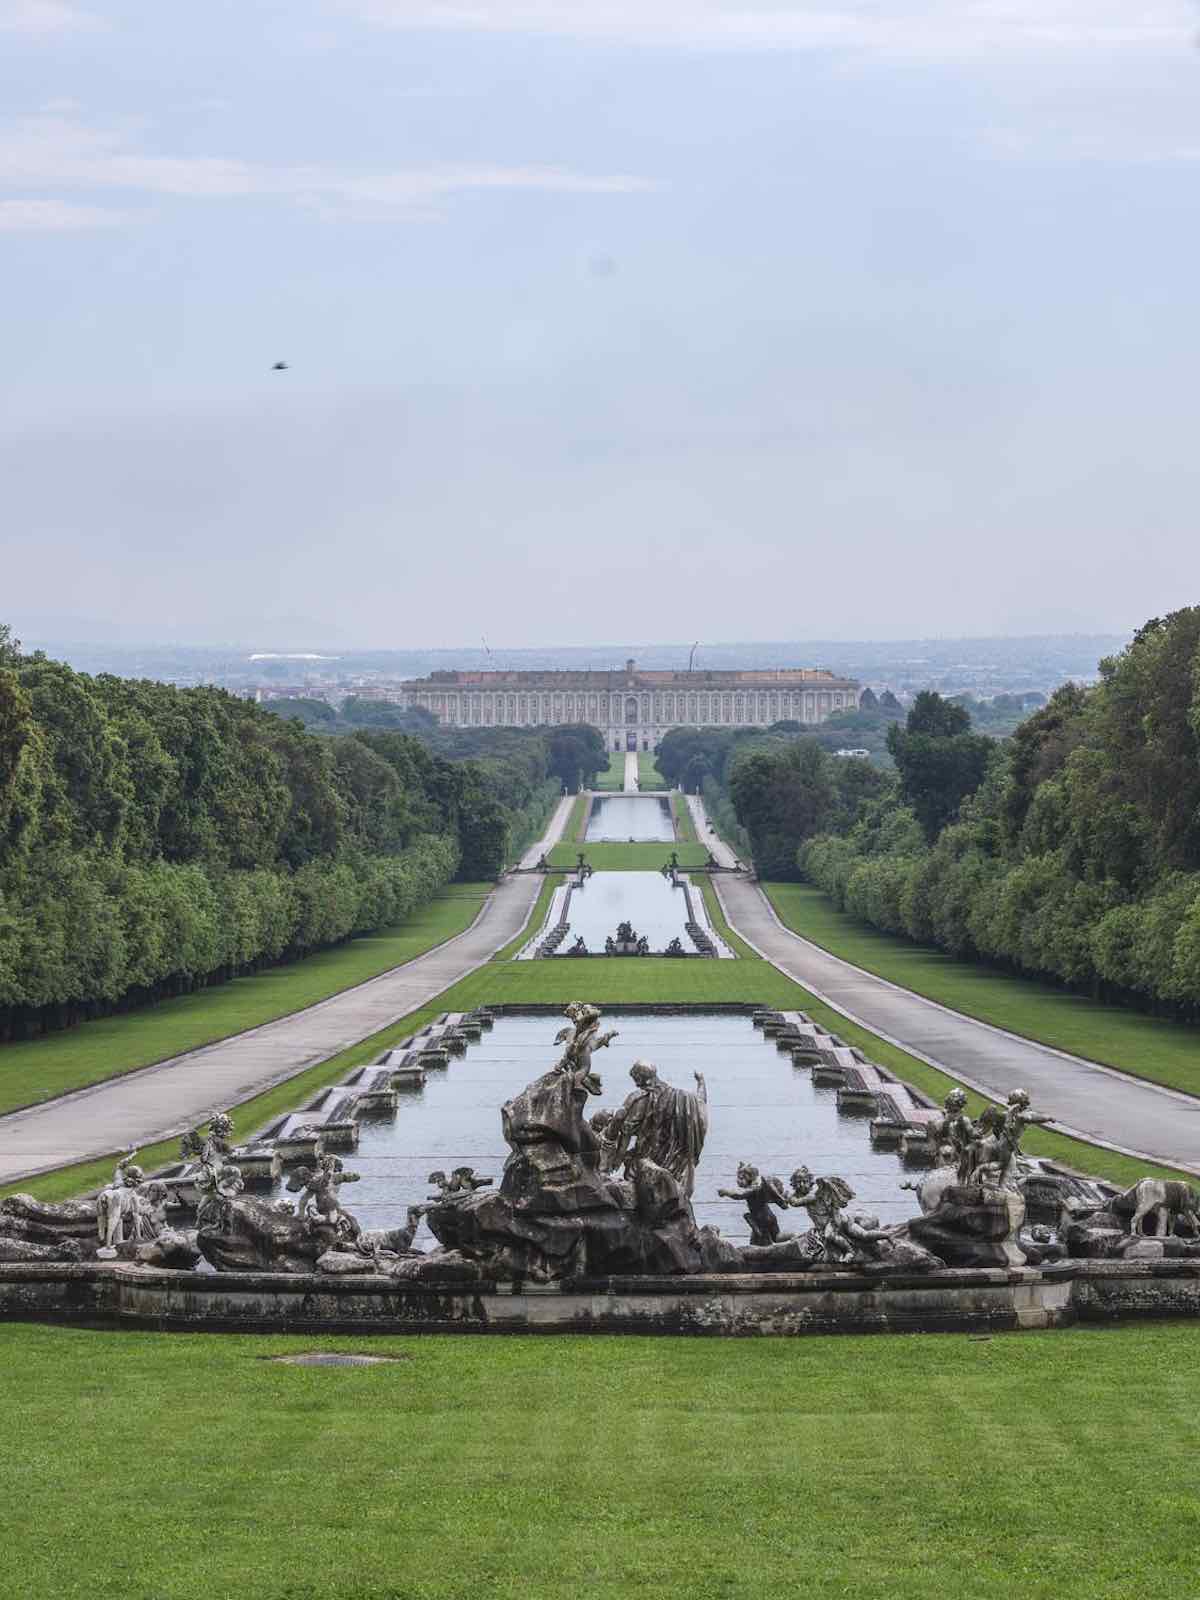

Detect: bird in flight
[272,360,289,371]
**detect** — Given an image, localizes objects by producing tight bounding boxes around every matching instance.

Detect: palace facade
[375,660,862,751]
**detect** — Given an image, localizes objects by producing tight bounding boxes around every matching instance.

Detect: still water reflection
[565,872,692,951]
[305,1014,913,1244]
[585,795,675,842]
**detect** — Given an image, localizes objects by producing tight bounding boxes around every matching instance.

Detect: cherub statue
[568,936,589,956]
[286,1154,361,1233]
[180,1112,234,1181]
[553,1002,619,1097]
[998,1089,1050,1185]
[930,1089,973,1179]
[718,1162,791,1246]
[787,1169,855,1232]
[195,1161,245,1231]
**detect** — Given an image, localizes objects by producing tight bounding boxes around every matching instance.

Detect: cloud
[342,0,1191,56]
[0,0,95,32]
[0,197,124,230]
[0,114,655,218]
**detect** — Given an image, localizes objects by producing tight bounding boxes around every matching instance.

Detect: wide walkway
[0,796,575,1184]
[701,807,1200,1172]
[623,752,639,792]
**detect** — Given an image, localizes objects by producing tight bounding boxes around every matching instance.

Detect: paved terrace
[690,797,1200,1174]
[0,796,576,1184]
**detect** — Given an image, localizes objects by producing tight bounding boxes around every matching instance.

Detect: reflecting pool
[565,871,693,951]
[306,1014,913,1243]
[585,794,675,842]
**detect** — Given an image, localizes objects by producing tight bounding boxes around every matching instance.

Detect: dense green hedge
[0,633,546,1039]
[799,609,1200,1017]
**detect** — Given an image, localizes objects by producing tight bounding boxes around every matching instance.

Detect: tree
[887,693,993,842]
[728,740,838,879]
[545,724,606,792]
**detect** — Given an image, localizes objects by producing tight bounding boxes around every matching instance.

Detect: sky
[2,0,1199,649]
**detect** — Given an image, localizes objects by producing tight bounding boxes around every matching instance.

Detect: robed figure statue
[607,1060,708,1197]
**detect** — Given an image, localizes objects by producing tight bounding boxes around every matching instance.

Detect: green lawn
[3,1321,1199,1600]
[768,884,1200,1100]
[672,791,697,841]
[593,752,627,790]
[637,751,668,789]
[0,884,492,1117]
[548,841,710,871]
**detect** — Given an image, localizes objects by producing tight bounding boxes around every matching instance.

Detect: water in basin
[585,794,674,842]
[304,1014,915,1244]
[565,872,692,952]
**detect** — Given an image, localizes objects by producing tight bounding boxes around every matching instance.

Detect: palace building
[378,660,862,752]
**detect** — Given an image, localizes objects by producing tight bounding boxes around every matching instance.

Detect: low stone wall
[6,1259,1192,1337]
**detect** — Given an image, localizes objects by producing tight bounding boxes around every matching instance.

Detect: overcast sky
[2,1,1199,648]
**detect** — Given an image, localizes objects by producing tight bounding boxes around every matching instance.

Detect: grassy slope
[0,884,492,1116]
[767,884,1200,1099]
[637,751,668,789]
[593,753,626,790]
[672,791,698,841]
[3,1321,1199,1600]
[549,840,710,870]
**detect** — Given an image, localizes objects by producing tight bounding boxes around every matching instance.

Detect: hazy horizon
[4,3,1199,643]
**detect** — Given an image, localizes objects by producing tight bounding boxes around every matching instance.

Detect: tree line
[796,609,1200,1018]
[0,626,558,1041]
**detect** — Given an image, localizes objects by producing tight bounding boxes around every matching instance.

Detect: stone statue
[930,1089,973,1179]
[195,1160,245,1232]
[425,1168,493,1206]
[95,1152,148,1258]
[588,1107,617,1170]
[553,1001,618,1096]
[718,1163,791,1246]
[567,936,589,956]
[287,1154,362,1233]
[607,1060,708,1196]
[416,1006,740,1283]
[996,1089,1051,1186]
[663,937,687,957]
[1064,1177,1200,1259]
[788,1168,854,1232]
[180,1111,235,1225]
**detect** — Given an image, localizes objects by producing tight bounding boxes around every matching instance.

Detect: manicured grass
[593,753,627,790]
[548,840,710,871]
[3,1320,1200,1600]
[672,791,697,841]
[568,790,590,840]
[637,751,668,789]
[0,885,492,1118]
[767,884,1200,1100]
